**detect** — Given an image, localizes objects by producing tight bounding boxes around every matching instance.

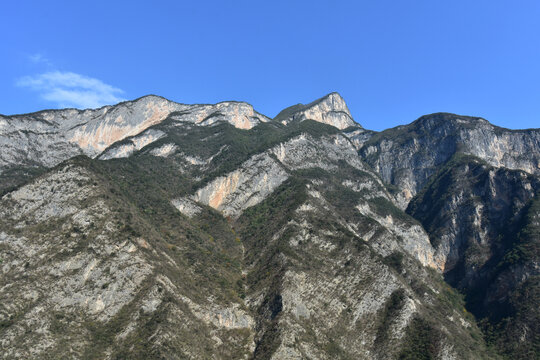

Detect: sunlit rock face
[274,92,358,130]
[0,96,270,172]
[191,153,289,218]
[0,96,185,169]
[67,96,187,155]
[175,101,270,130]
[360,112,540,208]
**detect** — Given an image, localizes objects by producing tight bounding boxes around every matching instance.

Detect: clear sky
[2,1,539,130]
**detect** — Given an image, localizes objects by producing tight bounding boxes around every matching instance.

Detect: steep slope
[0,96,184,168]
[407,154,540,358]
[0,114,497,359]
[0,96,270,193]
[273,92,376,149]
[274,93,357,130]
[234,168,491,359]
[0,156,254,359]
[360,113,540,208]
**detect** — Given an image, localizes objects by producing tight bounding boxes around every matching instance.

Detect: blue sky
[2,1,539,130]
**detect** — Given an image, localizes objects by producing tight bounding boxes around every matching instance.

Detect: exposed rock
[98,129,166,159]
[361,112,540,208]
[191,153,289,218]
[0,96,270,172]
[171,197,203,218]
[274,92,358,130]
[407,154,540,356]
[0,158,254,359]
[149,143,178,158]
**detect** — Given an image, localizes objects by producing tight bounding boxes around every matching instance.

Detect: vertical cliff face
[0,96,270,183]
[360,113,540,208]
[0,96,185,169]
[273,92,358,130]
[407,154,540,357]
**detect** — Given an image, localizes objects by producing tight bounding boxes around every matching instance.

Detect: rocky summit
[0,92,538,359]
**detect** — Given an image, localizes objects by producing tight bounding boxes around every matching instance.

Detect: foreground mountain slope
[234,168,491,359]
[0,156,254,359]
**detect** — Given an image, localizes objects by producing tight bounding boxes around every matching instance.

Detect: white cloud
[17,71,125,109]
[28,53,52,66]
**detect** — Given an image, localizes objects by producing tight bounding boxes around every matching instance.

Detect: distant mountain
[0,93,537,359]
[359,112,540,208]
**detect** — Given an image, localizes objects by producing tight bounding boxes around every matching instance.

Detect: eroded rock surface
[361,113,540,208]
[274,92,358,130]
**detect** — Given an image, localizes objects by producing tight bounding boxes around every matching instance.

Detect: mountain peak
[412,112,489,129]
[274,92,359,130]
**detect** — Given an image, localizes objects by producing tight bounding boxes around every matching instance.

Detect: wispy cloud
[28,53,53,67]
[17,71,125,109]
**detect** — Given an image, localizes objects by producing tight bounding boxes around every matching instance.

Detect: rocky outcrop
[2,93,536,359]
[171,101,270,129]
[0,158,254,359]
[98,129,167,159]
[0,96,270,173]
[360,112,540,208]
[408,154,539,278]
[342,127,377,150]
[274,92,358,130]
[407,154,540,357]
[190,153,289,218]
[236,173,487,359]
[0,96,185,170]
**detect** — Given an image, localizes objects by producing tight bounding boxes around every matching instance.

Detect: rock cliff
[360,112,540,208]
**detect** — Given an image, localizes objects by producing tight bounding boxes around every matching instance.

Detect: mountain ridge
[0,93,538,359]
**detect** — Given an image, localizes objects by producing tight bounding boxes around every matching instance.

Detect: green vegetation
[407,152,488,232]
[237,177,308,272]
[0,164,47,196]
[383,252,404,273]
[1,108,527,359]
[148,118,339,188]
[407,152,540,359]
[375,289,406,345]
[398,317,441,360]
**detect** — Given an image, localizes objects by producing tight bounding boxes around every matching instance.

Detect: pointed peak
[303,92,348,113]
[318,91,346,103]
[274,92,359,130]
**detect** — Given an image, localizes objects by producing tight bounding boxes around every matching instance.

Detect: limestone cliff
[407,154,540,357]
[0,96,270,175]
[274,92,358,130]
[360,112,540,208]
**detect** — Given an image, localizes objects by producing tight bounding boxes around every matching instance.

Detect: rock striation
[360,112,540,208]
[0,95,270,175]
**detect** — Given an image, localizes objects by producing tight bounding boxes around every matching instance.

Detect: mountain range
[0,93,538,359]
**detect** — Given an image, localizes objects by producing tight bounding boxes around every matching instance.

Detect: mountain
[0,96,270,194]
[407,154,540,358]
[0,93,537,359]
[359,113,540,208]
